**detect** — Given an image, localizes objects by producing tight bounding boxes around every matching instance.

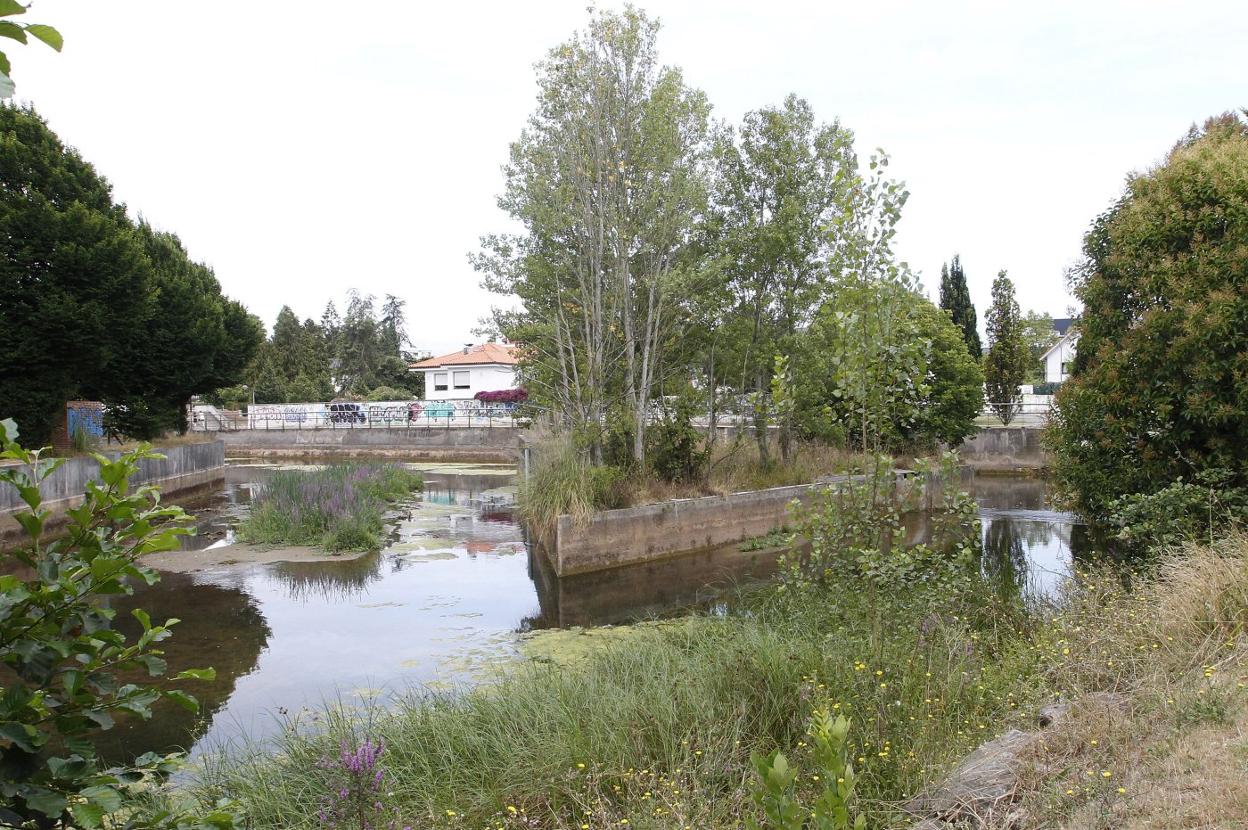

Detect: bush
[1049,113,1248,531]
[516,435,634,541]
[648,397,708,483]
[0,418,240,828]
[474,388,528,404]
[365,386,412,402]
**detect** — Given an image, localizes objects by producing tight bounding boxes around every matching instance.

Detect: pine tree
[938,254,981,358]
[984,270,1026,424]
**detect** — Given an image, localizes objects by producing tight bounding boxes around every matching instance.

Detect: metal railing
[192,399,534,431]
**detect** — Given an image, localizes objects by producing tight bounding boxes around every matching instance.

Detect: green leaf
[24,23,61,51]
[174,667,216,681]
[0,721,39,752]
[80,784,123,812]
[22,786,67,819]
[0,50,9,75]
[0,1,25,18]
[0,20,26,43]
[164,690,200,713]
[70,801,106,828]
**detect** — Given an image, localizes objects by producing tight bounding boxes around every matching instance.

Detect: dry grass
[1008,534,1248,829]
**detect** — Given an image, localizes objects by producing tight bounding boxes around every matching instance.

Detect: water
[93,461,1085,763]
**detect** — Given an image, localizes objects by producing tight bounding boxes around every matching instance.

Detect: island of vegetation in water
[237,463,424,552]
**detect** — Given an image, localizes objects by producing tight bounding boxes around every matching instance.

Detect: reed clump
[238,463,423,552]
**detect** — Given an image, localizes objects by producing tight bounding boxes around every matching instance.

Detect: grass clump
[237,463,423,552]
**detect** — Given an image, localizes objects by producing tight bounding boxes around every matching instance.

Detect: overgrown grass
[193,558,1037,828]
[237,464,423,552]
[1006,534,1248,829]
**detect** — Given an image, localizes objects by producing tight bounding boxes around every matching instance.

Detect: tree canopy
[0,103,261,443]
[938,255,981,358]
[1050,112,1248,524]
[983,270,1026,424]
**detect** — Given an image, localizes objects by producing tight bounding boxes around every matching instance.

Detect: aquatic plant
[239,464,423,552]
[316,737,410,830]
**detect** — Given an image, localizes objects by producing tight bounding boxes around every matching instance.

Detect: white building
[1041,322,1079,385]
[409,343,519,400]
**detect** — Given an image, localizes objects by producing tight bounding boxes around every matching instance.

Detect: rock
[906,728,1033,822]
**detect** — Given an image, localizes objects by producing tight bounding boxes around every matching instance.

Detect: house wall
[1044,334,1079,384]
[422,364,517,400]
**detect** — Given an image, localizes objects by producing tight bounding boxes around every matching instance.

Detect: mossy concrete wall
[0,441,225,545]
[219,427,521,462]
[550,473,932,577]
[959,426,1048,470]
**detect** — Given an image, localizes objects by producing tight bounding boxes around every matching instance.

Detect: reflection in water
[100,463,1088,763]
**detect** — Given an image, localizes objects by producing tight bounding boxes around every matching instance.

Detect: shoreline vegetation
[236,463,424,552]
[192,476,1248,830]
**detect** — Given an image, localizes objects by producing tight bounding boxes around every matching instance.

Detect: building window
[1061,362,1071,376]
[453,370,471,390]
[433,372,448,391]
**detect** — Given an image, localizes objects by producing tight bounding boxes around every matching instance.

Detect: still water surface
[100,462,1086,762]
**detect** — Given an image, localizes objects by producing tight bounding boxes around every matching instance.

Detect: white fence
[191,400,528,431]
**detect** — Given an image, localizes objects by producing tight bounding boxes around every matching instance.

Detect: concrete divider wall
[1,441,225,543]
[958,426,1048,469]
[219,426,522,462]
[552,473,933,577]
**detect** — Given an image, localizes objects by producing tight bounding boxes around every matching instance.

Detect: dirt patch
[143,542,372,573]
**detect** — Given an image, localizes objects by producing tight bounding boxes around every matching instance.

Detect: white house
[409,343,519,400]
[1041,319,1079,384]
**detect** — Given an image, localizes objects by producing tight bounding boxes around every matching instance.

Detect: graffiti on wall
[245,399,520,427]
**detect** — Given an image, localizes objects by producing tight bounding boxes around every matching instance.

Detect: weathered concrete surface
[0,441,225,545]
[220,426,522,462]
[958,426,1048,470]
[551,473,931,576]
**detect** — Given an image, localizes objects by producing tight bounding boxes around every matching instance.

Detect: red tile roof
[409,342,518,369]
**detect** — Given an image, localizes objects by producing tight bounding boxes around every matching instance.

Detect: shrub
[648,397,708,483]
[516,435,633,541]
[0,418,240,828]
[365,386,412,402]
[474,388,528,404]
[1049,113,1248,529]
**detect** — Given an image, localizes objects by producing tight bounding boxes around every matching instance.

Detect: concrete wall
[220,426,522,462]
[551,473,931,577]
[959,426,1048,470]
[1,441,225,544]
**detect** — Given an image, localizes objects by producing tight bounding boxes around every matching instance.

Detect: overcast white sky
[11,1,1246,353]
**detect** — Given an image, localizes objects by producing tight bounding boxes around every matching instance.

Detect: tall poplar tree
[984,270,1026,424]
[938,254,981,358]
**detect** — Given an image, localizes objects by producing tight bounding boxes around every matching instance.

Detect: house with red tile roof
[409,342,519,400]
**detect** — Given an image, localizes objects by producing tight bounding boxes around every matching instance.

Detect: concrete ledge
[219,427,522,462]
[1,441,225,546]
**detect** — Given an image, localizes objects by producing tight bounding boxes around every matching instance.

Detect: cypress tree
[939,254,982,358]
[984,270,1027,424]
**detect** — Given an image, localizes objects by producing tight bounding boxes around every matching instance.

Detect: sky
[10,0,1246,354]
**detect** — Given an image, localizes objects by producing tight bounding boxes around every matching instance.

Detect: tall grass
[238,464,423,552]
[193,562,1036,828]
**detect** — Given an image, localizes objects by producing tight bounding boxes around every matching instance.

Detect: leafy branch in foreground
[0,1,62,98]
[0,418,238,829]
[748,710,867,830]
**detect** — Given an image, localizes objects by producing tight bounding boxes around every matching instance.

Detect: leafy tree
[0,419,239,828]
[795,281,982,450]
[378,294,408,356]
[938,254,981,358]
[1050,112,1248,527]
[1,104,152,446]
[1018,310,1059,384]
[476,6,710,465]
[984,270,1026,424]
[0,105,260,442]
[711,95,858,463]
[0,1,62,99]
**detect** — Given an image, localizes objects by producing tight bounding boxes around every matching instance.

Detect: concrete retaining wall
[959,426,1048,470]
[551,472,931,576]
[1,441,225,544]
[219,426,522,462]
